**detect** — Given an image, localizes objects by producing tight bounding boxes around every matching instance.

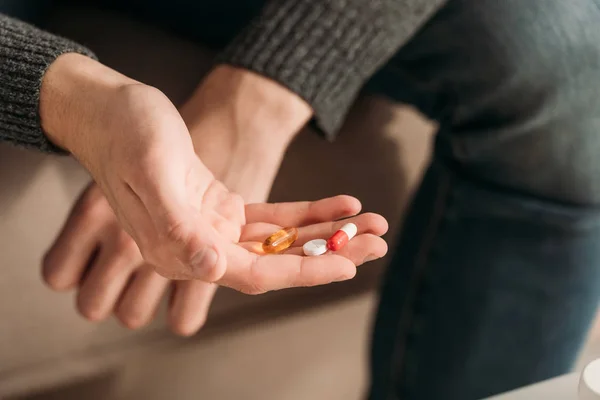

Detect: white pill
[340,223,358,240]
[303,239,328,256]
[580,358,600,399]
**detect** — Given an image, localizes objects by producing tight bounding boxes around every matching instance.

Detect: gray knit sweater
[0,0,444,152]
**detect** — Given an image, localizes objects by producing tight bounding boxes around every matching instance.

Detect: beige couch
[0,5,434,399]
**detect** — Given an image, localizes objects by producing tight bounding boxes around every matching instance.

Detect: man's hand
[43,184,387,335]
[40,54,238,281]
[43,184,218,336]
[42,63,387,336]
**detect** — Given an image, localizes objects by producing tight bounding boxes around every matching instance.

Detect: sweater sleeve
[218,0,446,140]
[0,14,97,153]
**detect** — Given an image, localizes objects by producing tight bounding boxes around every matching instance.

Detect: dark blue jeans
[4,0,600,399]
[368,2,600,399]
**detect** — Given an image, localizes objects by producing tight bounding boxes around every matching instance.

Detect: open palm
[44,184,387,334]
[218,196,388,293]
[165,173,388,291]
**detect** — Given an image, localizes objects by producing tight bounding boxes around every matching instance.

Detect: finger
[208,212,242,243]
[215,238,357,294]
[278,234,388,265]
[203,181,245,226]
[222,234,388,293]
[42,186,108,291]
[115,265,169,330]
[335,234,388,266]
[76,243,141,322]
[295,213,387,245]
[219,250,355,294]
[168,280,218,336]
[126,169,226,282]
[241,213,388,244]
[244,195,361,227]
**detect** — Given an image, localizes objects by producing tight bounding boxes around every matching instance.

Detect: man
[3,0,600,399]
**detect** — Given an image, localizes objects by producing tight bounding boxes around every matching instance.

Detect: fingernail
[191,248,218,278]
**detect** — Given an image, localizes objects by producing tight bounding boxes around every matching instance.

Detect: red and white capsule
[326,223,358,251]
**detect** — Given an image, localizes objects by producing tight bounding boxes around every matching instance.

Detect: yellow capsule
[262,227,299,254]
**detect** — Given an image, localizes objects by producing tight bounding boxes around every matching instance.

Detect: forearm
[182,65,311,149]
[218,0,446,138]
[181,65,312,202]
[0,14,97,152]
[40,53,137,153]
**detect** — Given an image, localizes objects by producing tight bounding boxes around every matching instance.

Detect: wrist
[181,65,312,203]
[221,145,284,203]
[181,65,313,150]
[187,111,286,203]
[39,53,137,152]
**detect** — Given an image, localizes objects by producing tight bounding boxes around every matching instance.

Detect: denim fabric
[4,0,600,398]
[369,1,600,399]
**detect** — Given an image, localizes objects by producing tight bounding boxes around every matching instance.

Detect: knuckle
[114,232,141,258]
[75,195,109,222]
[181,241,206,264]
[164,227,206,268]
[164,219,194,249]
[154,220,220,279]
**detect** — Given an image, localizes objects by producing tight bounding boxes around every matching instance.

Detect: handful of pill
[302,239,328,256]
[262,227,299,254]
[261,223,358,256]
[303,223,358,256]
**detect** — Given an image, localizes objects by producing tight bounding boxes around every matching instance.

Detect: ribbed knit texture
[0,14,96,152]
[219,0,445,139]
[0,2,445,151]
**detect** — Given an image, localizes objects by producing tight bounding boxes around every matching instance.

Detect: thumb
[160,210,226,282]
[127,160,226,282]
